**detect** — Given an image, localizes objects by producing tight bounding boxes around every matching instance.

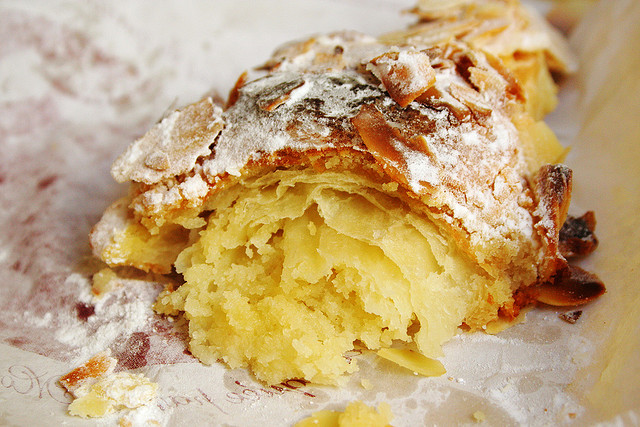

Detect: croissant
[90,6,603,386]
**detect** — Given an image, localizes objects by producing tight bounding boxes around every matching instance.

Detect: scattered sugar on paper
[53,273,154,364]
[435,315,592,424]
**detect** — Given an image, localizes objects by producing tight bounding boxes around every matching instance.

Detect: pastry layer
[154,168,518,384]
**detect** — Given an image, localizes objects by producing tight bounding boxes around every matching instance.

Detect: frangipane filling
[155,168,510,385]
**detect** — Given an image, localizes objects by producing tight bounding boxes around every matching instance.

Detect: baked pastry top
[90,3,603,385]
[382,0,576,119]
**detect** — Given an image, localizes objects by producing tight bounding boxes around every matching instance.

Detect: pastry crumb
[60,351,158,419]
[295,400,393,427]
[92,268,121,297]
[559,310,582,324]
[472,410,486,422]
[59,350,117,392]
[360,379,373,390]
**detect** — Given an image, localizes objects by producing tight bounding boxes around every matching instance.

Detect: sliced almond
[369,50,436,107]
[257,78,306,112]
[377,348,446,377]
[351,103,411,187]
[449,81,493,116]
[535,265,605,307]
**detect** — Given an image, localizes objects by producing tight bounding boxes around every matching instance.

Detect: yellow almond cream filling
[154,169,510,385]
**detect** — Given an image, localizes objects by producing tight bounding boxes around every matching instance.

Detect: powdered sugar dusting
[53,274,152,364]
[397,142,440,189]
[203,69,384,177]
[433,310,593,425]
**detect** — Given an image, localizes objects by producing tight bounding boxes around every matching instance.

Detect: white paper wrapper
[1,0,638,425]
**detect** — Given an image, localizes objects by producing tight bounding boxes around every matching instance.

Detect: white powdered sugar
[53,274,154,364]
[398,143,440,190]
[203,69,384,177]
[431,312,591,426]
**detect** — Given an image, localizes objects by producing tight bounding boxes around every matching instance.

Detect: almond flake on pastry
[382,0,576,119]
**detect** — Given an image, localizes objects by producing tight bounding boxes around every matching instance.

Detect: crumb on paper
[484,307,530,335]
[67,372,158,418]
[559,310,582,324]
[119,416,162,427]
[295,400,393,427]
[59,351,158,419]
[472,410,486,422]
[376,348,446,377]
[360,379,373,390]
[59,350,117,392]
[92,267,122,298]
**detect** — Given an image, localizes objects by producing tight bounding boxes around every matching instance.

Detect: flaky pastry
[90,4,603,386]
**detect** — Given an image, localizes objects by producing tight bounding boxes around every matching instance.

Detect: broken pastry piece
[295,401,393,427]
[59,350,117,393]
[90,7,603,386]
[382,0,577,119]
[60,351,158,418]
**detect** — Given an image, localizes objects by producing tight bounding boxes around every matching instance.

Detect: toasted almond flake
[377,348,446,377]
[535,265,605,307]
[351,103,411,187]
[369,50,436,107]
